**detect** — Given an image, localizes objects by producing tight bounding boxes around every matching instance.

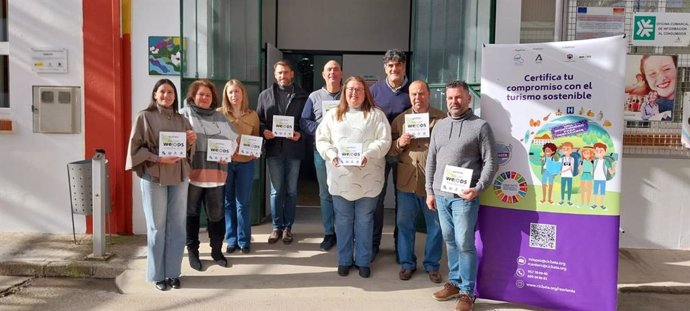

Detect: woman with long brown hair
[126,79,196,290]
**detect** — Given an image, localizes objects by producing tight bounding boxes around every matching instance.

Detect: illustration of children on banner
[525,110,618,212]
[558,142,580,206]
[530,142,560,204]
[591,142,616,210]
[579,146,595,207]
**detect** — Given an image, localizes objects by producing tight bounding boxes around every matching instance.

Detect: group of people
[125,78,260,291]
[307,51,498,311]
[126,49,498,311]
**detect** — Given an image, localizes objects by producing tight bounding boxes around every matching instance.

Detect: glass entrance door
[180,0,265,225]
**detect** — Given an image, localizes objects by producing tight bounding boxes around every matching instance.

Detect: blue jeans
[140,178,188,283]
[436,195,479,294]
[333,195,377,268]
[224,160,255,248]
[396,190,443,272]
[560,177,573,202]
[314,150,334,235]
[593,180,607,195]
[267,156,301,230]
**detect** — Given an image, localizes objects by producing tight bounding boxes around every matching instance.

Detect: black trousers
[373,157,398,251]
[186,184,225,251]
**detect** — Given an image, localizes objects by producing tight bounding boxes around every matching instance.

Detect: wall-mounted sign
[632,12,690,46]
[575,7,625,40]
[624,54,677,121]
[31,48,68,73]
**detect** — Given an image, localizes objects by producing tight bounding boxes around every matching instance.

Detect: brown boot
[398,268,416,280]
[432,282,460,301]
[268,229,282,244]
[428,270,443,283]
[282,228,293,244]
[455,293,475,311]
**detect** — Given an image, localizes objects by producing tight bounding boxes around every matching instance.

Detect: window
[520,0,556,43]
[180,0,261,109]
[412,0,491,112]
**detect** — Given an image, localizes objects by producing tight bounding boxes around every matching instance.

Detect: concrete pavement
[1,207,689,310]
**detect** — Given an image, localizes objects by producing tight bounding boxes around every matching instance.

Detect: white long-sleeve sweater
[315,107,391,201]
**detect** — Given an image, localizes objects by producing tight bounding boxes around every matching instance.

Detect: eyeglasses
[346,87,365,94]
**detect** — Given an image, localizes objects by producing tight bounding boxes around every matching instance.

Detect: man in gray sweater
[300,60,342,251]
[425,80,497,311]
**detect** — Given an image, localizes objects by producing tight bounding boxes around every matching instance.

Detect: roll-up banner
[478,35,626,311]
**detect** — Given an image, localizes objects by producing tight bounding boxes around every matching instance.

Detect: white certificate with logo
[158,131,186,157]
[404,113,430,138]
[338,143,363,166]
[322,100,339,113]
[272,115,294,138]
[440,165,473,193]
[238,135,263,157]
[206,138,236,162]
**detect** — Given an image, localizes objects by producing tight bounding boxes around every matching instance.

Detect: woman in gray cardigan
[180,80,237,271]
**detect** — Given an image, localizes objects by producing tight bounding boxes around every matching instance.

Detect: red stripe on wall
[122,32,133,234]
[83,0,131,233]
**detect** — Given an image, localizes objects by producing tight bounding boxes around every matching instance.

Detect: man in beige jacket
[388,80,446,284]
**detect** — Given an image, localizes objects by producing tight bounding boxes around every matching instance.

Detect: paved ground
[1,207,689,310]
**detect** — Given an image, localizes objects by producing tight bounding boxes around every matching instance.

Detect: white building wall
[0,1,85,233]
[1,1,687,250]
[619,157,690,249]
[130,0,181,234]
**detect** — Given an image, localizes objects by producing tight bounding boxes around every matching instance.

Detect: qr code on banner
[529,223,557,250]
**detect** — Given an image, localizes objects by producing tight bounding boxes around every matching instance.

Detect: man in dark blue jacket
[369,49,412,261]
[257,60,308,245]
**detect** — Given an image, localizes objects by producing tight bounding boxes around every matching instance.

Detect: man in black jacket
[257,60,308,245]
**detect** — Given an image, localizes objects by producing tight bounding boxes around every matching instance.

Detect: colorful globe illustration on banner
[493,171,527,203]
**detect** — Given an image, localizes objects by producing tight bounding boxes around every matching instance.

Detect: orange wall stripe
[83,0,131,233]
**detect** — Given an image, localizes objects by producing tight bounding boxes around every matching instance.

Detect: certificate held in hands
[207,138,236,162]
[440,165,473,194]
[238,134,263,157]
[272,115,294,138]
[338,143,363,166]
[404,113,430,138]
[159,131,186,157]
